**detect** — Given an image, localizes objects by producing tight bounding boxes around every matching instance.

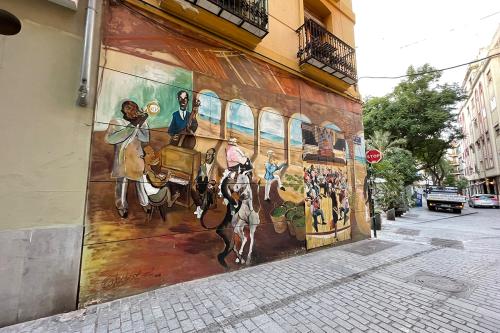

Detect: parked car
[468,194,500,208]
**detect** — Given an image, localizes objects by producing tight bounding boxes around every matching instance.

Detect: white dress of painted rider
[225,137,252,173]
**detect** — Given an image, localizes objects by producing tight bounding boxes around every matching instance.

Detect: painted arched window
[226,99,254,147]
[324,123,348,163]
[289,114,311,166]
[197,90,221,138]
[290,114,312,148]
[259,108,285,158]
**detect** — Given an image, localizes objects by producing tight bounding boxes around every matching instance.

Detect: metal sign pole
[365,148,381,238]
[368,163,377,238]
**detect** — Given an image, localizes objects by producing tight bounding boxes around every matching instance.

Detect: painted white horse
[232,170,261,265]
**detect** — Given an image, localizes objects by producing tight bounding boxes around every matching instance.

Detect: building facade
[0,0,370,325]
[0,0,101,326]
[458,25,500,196]
[447,141,461,183]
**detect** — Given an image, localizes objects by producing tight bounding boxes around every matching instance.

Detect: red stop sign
[366,149,383,164]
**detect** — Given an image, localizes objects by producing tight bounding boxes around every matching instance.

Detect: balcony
[297,19,357,87]
[143,0,268,47]
[187,0,269,38]
[187,0,268,37]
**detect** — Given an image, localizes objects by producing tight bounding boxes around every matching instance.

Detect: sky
[353,0,500,98]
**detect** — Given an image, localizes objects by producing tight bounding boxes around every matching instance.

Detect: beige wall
[0,0,103,325]
[0,0,97,231]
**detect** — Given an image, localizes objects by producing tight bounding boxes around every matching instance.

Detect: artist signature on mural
[101,270,162,290]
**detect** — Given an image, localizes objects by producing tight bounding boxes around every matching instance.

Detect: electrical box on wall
[48,0,78,10]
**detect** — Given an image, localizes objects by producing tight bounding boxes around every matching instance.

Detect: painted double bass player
[168,90,200,149]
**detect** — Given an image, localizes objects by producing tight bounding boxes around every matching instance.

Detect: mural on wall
[79,3,369,307]
[301,125,351,249]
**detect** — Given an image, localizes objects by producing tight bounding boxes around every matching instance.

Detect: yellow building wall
[134,0,359,98]
[256,0,357,95]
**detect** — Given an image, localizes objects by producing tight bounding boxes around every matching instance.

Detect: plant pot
[295,226,306,241]
[395,208,404,217]
[372,213,381,230]
[271,215,288,233]
[386,208,395,221]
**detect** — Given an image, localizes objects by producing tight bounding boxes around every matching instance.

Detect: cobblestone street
[3,205,500,333]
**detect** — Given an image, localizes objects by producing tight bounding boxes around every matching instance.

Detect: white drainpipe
[77,0,97,107]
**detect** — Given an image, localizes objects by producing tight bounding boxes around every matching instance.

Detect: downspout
[77,0,97,107]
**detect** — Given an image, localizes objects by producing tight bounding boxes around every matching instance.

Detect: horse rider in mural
[192,148,218,219]
[168,90,200,144]
[263,150,287,202]
[226,137,253,175]
[105,100,150,218]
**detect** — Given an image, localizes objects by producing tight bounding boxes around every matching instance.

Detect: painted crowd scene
[80,4,370,306]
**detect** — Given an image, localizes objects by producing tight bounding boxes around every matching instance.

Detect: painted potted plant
[285,207,297,236]
[293,215,306,241]
[270,205,288,233]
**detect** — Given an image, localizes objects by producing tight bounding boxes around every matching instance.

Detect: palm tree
[366,130,406,154]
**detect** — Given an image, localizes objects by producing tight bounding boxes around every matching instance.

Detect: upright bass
[169,98,201,150]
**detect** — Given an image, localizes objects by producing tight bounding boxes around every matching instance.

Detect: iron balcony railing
[296,19,357,85]
[189,0,269,37]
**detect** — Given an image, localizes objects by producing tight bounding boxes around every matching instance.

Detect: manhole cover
[408,271,471,296]
[343,240,398,256]
[491,227,500,230]
[395,228,420,236]
[430,238,464,249]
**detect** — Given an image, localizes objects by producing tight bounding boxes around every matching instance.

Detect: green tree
[381,148,420,186]
[367,131,419,186]
[428,157,455,186]
[371,148,418,210]
[366,130,406,153]
[456,178,469,194]
[363,64,465,174]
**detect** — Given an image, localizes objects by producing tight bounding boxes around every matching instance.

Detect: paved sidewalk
[3,206,500,333]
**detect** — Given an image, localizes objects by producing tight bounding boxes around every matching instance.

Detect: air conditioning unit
[49,0,78,10]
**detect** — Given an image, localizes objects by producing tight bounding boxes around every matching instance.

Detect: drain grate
[408,270,472,297]
[430,238,464,249]
[395,228,420,236]
[343,240,398,256]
